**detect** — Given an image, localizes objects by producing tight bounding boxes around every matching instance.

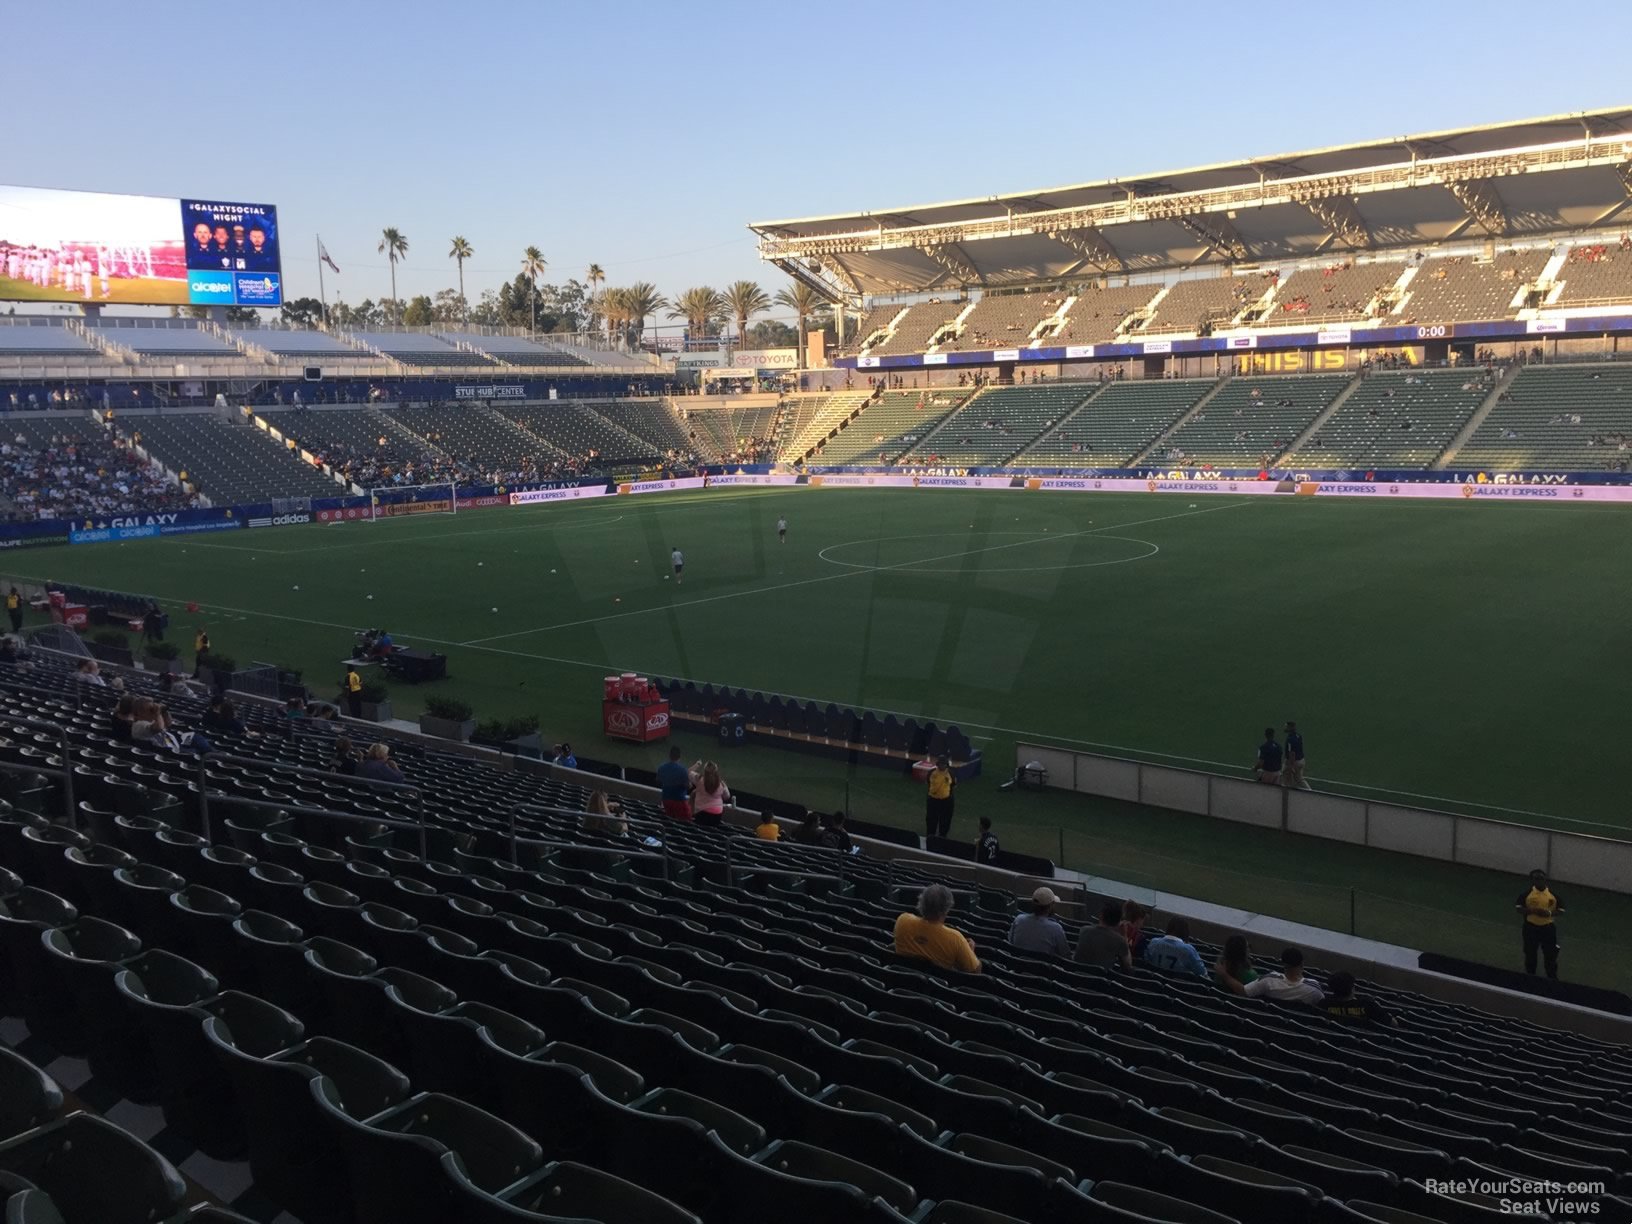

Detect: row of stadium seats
[1161,375,1352,467]
[1264,264,1404,327]
[122,414,343,504]
[1138,275,1272,336]
[2,639,1632,1223]
[1456,365,1632,471]
[2,362,1628,523]
[1287,371,1491,469]
[814,390,972,465]
[1014,379,1208,467]
[901,384,1092,466]
[837,248,1622,359]
[1399,253,1549,325]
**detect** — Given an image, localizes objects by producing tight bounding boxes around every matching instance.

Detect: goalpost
[366,480,459,522]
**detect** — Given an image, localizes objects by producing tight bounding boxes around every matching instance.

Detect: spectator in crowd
[158,670,206,699]
[75,659,106,687]
[1254,726,1283,784]
[330,736,361,776]
[131,702,180,751]
[1008,886,1069,956]
[1282,720,1309,790]
[0,428,198,523]
[1076,900,1133,969]
[1119,899,1150,955]
[553,742,578,769]
[754,814,780,841]
[689,759,730,828]
[820,810,853,853]
[1517,868,1565,979]
[1145,916,1209,978]
[1245,947,1324,1005]
[358,743,404,784]
[583,790,627,837]
[142,602,163,643]
[201,697,248,737]
[1213,934,1259,995]
[282,697,308,723]
[792,809,825,846]
[1320,971,1396,1025]
[656,746,692,821]
[925,755,955,838]
[6,588,22,634]
[0,638,22,667]
[976,816,1000,864]
[111,694,138,742]
[894,883,981,973]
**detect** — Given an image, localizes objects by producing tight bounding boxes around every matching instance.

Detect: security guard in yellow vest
[1515,869,1565,979]
[925,755,956,839]
[345,667,363,718]
[5,588,20,634]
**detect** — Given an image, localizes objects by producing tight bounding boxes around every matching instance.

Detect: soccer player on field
[671,546,684,585]
[776,515,787,544]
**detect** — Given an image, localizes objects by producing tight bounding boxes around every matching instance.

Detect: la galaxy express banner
[0,184,282,308]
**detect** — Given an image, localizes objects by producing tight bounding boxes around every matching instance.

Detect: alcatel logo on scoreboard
[187,272,235,303]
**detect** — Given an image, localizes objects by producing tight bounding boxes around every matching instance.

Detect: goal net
[366,481,459,521]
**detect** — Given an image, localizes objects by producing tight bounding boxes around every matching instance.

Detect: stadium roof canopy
[751,108,1632,305]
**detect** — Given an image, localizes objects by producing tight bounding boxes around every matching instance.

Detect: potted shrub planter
[356,681,392,723]
[472,716,542,756]
[142,640,182,675]
[195,650,238,693]
[88,630,135,669]
[419,697,475,742]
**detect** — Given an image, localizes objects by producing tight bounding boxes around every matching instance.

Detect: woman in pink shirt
[689,760,730,828]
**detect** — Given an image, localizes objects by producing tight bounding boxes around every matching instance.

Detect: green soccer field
[10,487,1632,986]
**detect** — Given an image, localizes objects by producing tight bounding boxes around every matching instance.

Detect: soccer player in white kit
[671,546,684,585]
[776,515,787,544]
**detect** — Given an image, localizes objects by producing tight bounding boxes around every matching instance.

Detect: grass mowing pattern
[12,487,1632,988]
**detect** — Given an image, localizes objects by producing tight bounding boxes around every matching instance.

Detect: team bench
[656,678,982,779]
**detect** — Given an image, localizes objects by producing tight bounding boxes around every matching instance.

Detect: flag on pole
[319,241,340,274]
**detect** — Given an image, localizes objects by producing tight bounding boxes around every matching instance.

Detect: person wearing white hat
[1008,886,1069,957]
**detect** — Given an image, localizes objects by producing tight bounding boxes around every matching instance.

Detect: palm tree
[586,263,606,338]
[378,227,409,305]
[668,287,725,348]
[448,237,473,317]
[723,280,771,352]
[619,283,668,349]
[774,281,828,369]
[521,246,547,334]
[601,287,629,346]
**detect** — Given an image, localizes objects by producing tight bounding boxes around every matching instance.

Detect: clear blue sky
[7,0,1630,321]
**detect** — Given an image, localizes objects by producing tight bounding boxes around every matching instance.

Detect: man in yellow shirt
[894,884,980,973]
[344,667,364,719]
[4,588,20,634]
[1515,868,1565,980]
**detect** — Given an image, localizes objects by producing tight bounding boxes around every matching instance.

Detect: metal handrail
[506,802,670,880]
[0,711,78,830]
[198,751,426,856]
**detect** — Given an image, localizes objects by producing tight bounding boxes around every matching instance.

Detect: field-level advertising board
[0,183,283,308]
[367,482,459,520]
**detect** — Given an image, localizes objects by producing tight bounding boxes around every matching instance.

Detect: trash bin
[718,713,746,748]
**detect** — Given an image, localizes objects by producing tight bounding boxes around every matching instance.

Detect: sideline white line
[459,497,1257,645]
